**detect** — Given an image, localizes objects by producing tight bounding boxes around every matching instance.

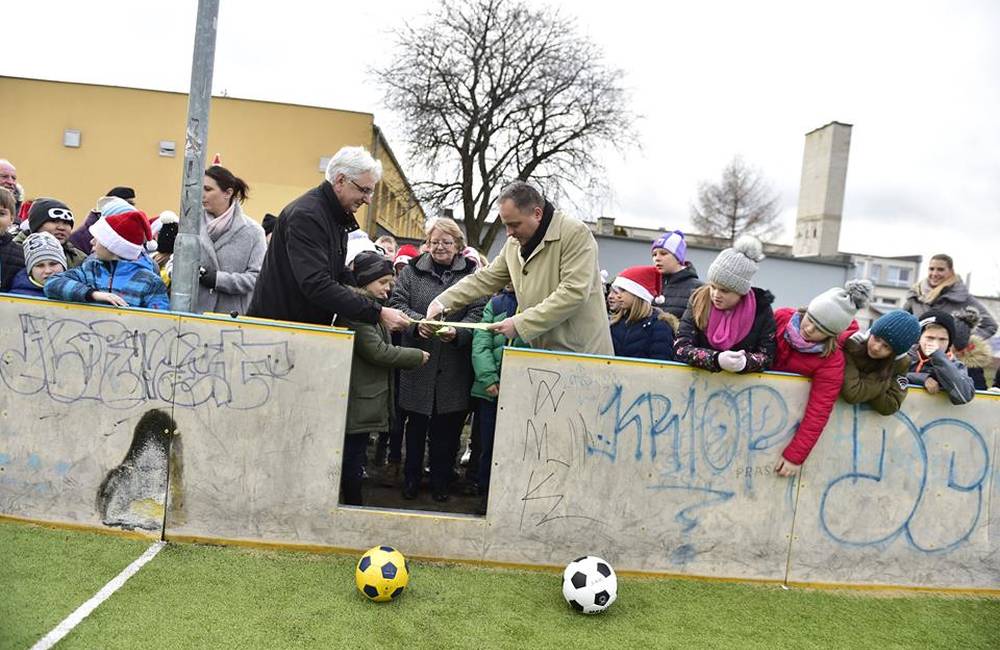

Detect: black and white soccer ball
[562,556,617,614]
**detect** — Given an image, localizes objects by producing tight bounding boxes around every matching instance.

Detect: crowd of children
[0,175,994,505]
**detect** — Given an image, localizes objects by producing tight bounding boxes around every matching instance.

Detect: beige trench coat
[437,211,613,356]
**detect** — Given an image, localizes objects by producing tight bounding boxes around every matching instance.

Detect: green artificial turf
[0,522,152,649]
[4,522,998,649]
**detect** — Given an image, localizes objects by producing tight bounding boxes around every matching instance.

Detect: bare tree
[690,156,783,244]
[374,0,636,251]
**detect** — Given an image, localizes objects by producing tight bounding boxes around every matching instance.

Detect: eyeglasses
[350,179,375,197]
[428,240,455,248]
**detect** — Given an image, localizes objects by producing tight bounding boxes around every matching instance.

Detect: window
[879,297,898,306]
[868,263,882,283]
[886,265,911,287]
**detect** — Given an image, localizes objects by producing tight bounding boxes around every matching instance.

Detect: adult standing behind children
[904,254,997,340]
[68,187,136,255]
[247,146,410,332]
[389,217,485,502]
[651,230,703,319]
[425,181,613,356]
[196,165,266,315]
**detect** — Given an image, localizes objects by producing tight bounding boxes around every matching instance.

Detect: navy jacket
[610,309,676,361]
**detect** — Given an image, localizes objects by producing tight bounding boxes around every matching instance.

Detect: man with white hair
[247,146,410,331]
[0,159,20,214]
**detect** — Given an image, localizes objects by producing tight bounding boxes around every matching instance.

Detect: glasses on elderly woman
[428,240,455,248]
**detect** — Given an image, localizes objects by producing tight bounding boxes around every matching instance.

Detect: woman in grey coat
[197,165,266,315]
[389,217,485,502]
[903,254,997,341]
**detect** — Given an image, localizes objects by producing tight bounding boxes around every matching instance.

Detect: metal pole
[170,0,219,313]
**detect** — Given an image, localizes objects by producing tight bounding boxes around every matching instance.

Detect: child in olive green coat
[336,251,428,506]
[840,310,921,415]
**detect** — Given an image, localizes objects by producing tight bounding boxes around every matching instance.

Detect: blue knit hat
[870,310,921,355]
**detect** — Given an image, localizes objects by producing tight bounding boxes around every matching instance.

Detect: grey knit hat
[707,235,765,295]
[23,232,67,273]
[807,279,874,337]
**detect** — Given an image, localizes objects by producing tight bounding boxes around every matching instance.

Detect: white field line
[31,541,166,650]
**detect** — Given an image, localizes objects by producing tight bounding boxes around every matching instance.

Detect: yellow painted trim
[0,295,183,323]
[335,505,483,522]
[0,513,160,542]
[504,348,810,383]
[160,531,999,596]
[181,313,353,340]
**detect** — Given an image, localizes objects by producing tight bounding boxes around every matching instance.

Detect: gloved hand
[199,267,217,289]
[717,350,748,373]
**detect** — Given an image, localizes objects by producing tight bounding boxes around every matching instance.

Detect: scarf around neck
[707,290,757,350]
[206,202,237,242]
[784,311,825,354]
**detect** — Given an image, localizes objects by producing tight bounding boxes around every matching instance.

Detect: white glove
[718,350,748,373]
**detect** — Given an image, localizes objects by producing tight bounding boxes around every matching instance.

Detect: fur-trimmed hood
[955,334,994,369]
[655,307,680,333]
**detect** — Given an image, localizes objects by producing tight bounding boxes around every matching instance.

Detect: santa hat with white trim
[90,210,155,260]
[611,265,661,303]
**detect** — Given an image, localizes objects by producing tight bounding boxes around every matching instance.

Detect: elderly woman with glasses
[389,217,486,502]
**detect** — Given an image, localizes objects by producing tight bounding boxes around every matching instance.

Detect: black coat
[610,309,676,361]
[0,232,24,292]
[660,264,703,318]
[674,287,776,373]
[247,182,380,326]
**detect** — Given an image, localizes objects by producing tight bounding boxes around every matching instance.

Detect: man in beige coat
[427,182,613,356]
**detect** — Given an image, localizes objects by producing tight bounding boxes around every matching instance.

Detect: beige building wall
[0,76,423,237]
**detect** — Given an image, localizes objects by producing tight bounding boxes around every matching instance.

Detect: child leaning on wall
[907,309,975,405]
[772,280,872,477]
[44,211,169,310]
[674,235,776,374]
[840,310,921,415]
[9,232,66,298]
[609,265,677,362]
[335,251,428,506]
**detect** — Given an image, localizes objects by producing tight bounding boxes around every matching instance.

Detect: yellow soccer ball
[355,545,409,602]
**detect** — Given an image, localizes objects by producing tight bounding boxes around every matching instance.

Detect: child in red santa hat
[609,265,677,361]
[44,210,170,310]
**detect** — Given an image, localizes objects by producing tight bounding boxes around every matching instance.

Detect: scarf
[519,201,554,261]
[707,290,757,350]
[206,202,237,243]
[783,311,825,354]
[913,275,958,305]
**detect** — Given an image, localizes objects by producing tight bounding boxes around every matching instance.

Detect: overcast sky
[6,0,999,294]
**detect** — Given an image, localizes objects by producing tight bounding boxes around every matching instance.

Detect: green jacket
[338,316,425,435]
[471,290,526,401]
[840,332,910,415]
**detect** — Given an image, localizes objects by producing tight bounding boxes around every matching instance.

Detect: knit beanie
[394,244,420,269]
[346,230,377,266]
[353,250,394,287]
[918,309,956,349]
[23,232,67,272]
[707,235,764,295]
[951,307,981,351]
[651,230,687,263]
[98,197,135,219]
[153,211,179,255]
[27,198,74,233]
[90,210,154,260]
[806,280,873,337]
[869,310,921,355]
[612,266,662,303]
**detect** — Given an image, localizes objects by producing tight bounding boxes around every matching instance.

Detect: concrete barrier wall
[2,296,997,591]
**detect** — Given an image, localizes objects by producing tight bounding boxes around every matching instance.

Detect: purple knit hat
[651,230,687,263]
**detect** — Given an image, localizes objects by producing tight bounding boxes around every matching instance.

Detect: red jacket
[773,308,858,465]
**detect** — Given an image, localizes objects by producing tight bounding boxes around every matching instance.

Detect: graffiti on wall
[513,365,991,559]
[0,314,294,410]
